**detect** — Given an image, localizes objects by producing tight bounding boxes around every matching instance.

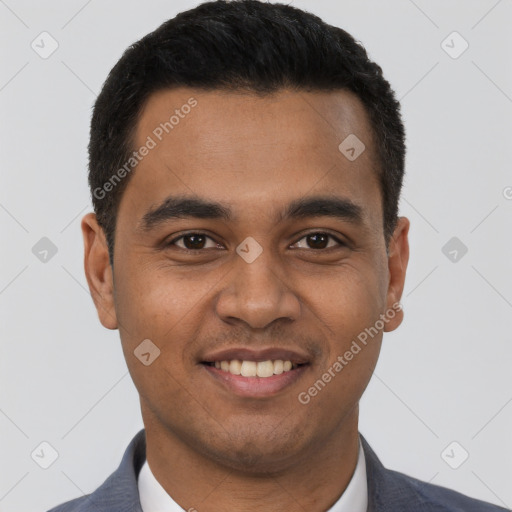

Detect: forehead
[120,87,382,232]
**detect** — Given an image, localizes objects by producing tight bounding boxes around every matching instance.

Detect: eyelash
[166,231,346,253]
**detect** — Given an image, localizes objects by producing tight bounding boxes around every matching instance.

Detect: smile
[206,359,299,377]
[201,360,310,398]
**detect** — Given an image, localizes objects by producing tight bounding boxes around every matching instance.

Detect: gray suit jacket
[47,428,509,511]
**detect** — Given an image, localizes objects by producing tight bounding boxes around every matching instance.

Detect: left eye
[292,232,344,250]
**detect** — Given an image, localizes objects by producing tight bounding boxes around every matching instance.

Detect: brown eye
[182,234,207,249]
[306,233,328,249]
[168,233,219,251]
[293,232,344,250]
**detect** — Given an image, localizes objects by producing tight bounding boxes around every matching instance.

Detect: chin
[197,424,311,475]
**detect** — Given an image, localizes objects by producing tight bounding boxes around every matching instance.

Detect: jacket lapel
[87,429,422,512]
[360,433,409,512]
[87,428,146,512]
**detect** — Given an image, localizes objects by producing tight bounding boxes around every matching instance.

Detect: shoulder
[384,467,509,511]
[46,495,91,512]
[46,429,146,512]
[360,434,508,512]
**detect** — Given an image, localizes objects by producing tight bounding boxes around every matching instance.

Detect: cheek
[112,267,195,380]
[114,264,201,336]
[112,269,202,411]
[298,267,384,415]
[309,262,385,336]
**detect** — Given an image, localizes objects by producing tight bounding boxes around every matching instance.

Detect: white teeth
[240,361,257,377]
[213,359,298,377]
[229,359,242,375]
[257,360,274,378]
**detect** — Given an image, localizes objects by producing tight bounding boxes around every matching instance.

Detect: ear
[81,212,118,330]
[383,216,410,332]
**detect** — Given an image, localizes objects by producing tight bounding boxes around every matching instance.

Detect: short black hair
[89,0,406,266]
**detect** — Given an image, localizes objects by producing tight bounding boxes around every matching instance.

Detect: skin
[82,87,410,511]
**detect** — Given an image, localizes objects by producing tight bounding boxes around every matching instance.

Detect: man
[48,1,507,511]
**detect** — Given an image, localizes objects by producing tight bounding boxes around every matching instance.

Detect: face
[82,87,409,473]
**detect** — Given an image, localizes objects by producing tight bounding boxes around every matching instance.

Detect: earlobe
[384,216,410,332]
[81,212,118,330]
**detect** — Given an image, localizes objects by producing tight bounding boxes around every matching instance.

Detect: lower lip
[201,364,309,398]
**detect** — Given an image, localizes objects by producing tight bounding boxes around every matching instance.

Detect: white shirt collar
[327,437,367,512]
[138,437,367,512]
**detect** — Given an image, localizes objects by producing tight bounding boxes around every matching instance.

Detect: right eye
[166,232,224,252]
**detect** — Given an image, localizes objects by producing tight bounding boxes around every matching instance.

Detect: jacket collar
[91,428,392,512]
[359,433,403,512]
[85,428,146,512]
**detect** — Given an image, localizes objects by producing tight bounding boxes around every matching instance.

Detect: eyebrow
[138,194,365,232]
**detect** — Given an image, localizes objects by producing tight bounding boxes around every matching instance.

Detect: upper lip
[200,347,311,365]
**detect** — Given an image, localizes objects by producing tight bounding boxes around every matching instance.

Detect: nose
[214,246,301,330]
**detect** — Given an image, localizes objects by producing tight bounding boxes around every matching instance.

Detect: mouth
[199,348,312,398]
[202,359,306,377]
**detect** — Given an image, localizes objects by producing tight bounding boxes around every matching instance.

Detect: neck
[142,404,361,512]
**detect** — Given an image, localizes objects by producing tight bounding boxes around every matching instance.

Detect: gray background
[1,0,511,510]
